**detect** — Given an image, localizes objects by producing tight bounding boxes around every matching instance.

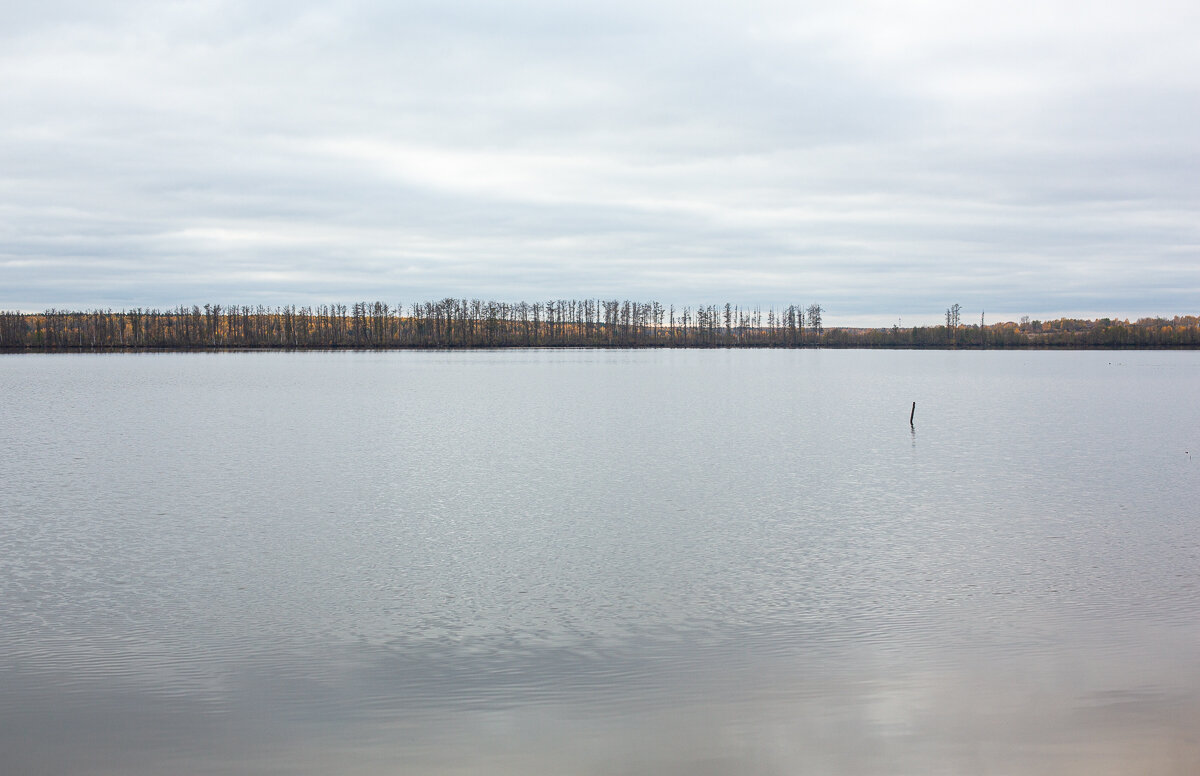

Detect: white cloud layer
[2,0,1198,323]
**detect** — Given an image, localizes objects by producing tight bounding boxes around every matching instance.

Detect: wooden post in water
[909,401,916,426]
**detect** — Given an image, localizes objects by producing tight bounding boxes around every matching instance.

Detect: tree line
[0,300,823,350]
[1,301,1198,350]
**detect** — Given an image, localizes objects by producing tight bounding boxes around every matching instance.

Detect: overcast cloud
[2,0,1198,323]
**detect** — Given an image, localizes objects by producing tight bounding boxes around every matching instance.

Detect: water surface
[2,350,1198,774]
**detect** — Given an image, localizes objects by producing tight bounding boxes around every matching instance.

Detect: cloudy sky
[2,0,1198,324]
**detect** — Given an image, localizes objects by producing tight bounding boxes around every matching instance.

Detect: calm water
[2,349,1198,775]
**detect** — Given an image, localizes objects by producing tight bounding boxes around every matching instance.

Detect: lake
[2,349,1198,775]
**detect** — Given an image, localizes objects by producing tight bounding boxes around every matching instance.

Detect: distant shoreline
[4,341,1199,353]
[3,304,1198,350]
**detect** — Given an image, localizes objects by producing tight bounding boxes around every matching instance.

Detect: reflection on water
[2,350,1199,774]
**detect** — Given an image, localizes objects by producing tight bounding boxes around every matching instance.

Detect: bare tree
[806,304,823,337]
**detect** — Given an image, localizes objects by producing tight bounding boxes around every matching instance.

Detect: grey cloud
[1,0,1198,323]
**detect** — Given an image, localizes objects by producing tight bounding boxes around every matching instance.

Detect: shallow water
[2,349,1198,774]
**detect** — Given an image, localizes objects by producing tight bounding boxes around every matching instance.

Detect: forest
[2,300,1199,350]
